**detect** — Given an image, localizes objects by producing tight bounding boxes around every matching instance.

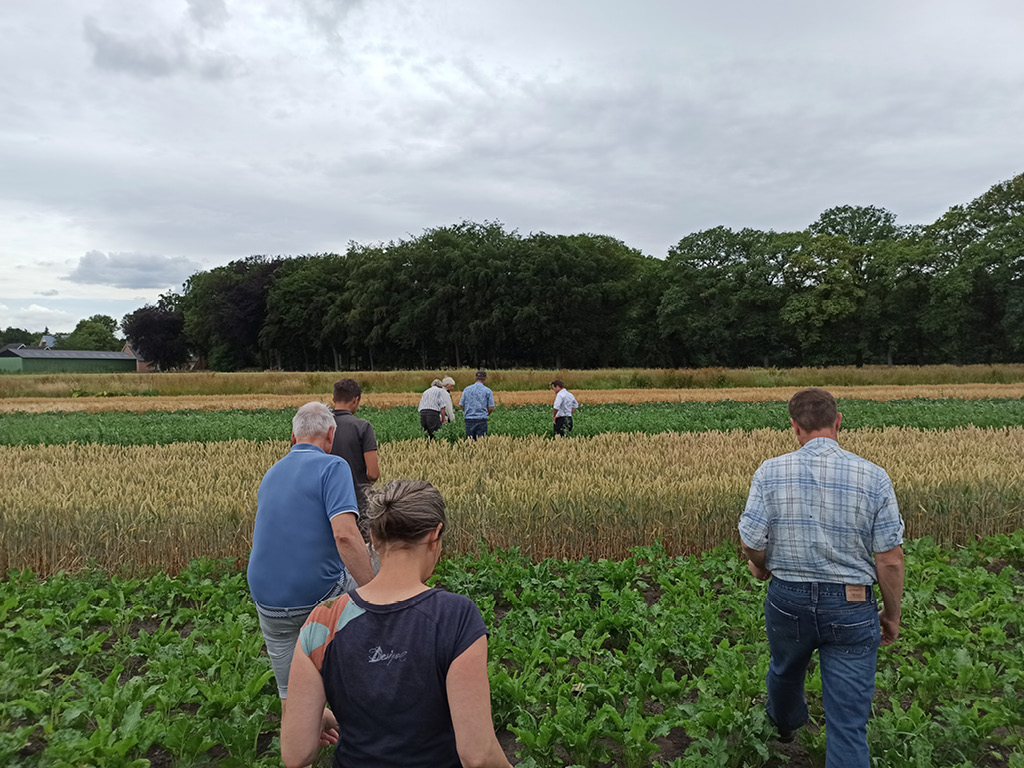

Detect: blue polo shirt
[247,443,359,609]
[458,381,494,420]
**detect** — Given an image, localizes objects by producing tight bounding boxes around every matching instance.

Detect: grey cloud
[294,0,366,40]
[196,51,241,81]
[187,0,229,30]
[36,289,60,297]
[83,16,187,79]
[82,16,238,82]
[65,251,202,289]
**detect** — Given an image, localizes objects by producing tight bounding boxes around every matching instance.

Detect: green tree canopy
[121,305,190,371]
[1,327,37,347]
[55,319,121,351]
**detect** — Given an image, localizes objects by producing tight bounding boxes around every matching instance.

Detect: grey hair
[364,479,446,546]
[292,401,335,439]
[431,379,443,387]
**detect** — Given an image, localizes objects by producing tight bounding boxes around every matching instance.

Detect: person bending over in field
[738,388,905,768]
[282,479,512,768]
[417,378,449,440]
[247,402,376,712]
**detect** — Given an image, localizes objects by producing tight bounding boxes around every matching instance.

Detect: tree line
[14,171,1022,372]
[0,316,122,353]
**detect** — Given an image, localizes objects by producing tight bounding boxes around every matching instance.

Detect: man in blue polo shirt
[248,402,375,704]
[458,369,495,440]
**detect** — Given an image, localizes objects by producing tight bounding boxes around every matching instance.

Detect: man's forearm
[336,538,375,586]
[741,539,767,570]
[876,555,904,619]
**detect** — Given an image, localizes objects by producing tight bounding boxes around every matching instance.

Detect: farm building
[0,346,139,373]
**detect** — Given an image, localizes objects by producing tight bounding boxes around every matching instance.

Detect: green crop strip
[2,534,1023,767]
[2,397,1024,446]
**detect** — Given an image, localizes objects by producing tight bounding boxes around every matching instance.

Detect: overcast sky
[2,0,1022,333]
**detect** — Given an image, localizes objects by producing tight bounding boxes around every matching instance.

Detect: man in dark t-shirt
[330,379,379,517]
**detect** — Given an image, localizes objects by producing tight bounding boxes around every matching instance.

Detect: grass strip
[3,363,1024,399]
[4,382,1024,413]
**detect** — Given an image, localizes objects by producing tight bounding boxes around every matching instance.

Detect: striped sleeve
[298,594,366,671]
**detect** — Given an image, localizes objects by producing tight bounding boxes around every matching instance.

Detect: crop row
[4,382,1024,414]
[3,428,1023,575]
[3,533,1022,767]
[3,398,1024,447]
[4,364,1024,399]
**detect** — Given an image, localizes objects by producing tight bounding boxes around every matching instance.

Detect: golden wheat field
[3,364,1024,400]
[2,382,1024,413]
[3,427,1023,576]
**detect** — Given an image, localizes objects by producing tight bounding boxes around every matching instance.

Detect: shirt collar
[291,443,326,454]
[800,437,841,455]
[333,408,353,416]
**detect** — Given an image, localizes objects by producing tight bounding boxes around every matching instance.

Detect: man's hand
[879,612,900,646]
[740,538,768,580]
[747,560,771,581]
[875,545,904,647]
[319,706,339,747]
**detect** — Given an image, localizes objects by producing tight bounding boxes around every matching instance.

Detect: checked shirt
[738,437,904,585]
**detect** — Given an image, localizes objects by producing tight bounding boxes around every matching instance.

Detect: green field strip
[2,533,1023,767]
[1,398,1023,447]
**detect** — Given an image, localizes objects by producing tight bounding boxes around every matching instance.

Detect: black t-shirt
[330,409,377,513]
[300,589,489,768]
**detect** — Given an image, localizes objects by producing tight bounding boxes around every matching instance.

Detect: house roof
[0,343,27,353]
[0,348,137,360]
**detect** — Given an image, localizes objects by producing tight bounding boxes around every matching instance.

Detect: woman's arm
[446,636,513,768]
[281,643,330,768]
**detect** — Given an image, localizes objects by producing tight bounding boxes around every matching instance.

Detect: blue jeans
[465,418,488,440]
[765,578,880,768]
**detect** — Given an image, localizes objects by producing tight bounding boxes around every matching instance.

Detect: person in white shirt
[440,376,456,425]
[551,379,579,437]
[417,379,450,440]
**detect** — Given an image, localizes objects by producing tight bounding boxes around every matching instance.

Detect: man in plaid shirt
[739,388,905,768]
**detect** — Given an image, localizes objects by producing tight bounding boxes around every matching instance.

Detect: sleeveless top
[299,588,488,768]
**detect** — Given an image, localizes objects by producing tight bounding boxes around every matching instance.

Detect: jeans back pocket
[829,616,880,656]
[767,599,801,643]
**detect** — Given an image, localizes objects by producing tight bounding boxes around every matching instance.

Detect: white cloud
[0,304,76,333]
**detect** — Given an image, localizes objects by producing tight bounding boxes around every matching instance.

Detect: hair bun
[363,480,446,547]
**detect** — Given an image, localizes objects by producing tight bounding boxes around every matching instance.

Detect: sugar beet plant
[3,398,1024,446]
[3,534,1023,767]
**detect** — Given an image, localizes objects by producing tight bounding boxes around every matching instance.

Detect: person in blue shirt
[248,402,376,706]
[457,369,495,440]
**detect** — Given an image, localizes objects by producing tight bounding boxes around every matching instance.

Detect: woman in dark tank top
[281,479,512,768]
